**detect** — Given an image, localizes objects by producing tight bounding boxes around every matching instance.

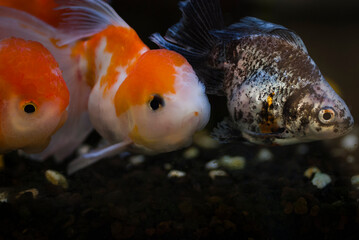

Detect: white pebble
[208,170,228,180]
[340,134,358,152]
[311,172,331,189]
[45,170,68,189]
[219,155,246,170]
[205,160,219,170]
[256,148,273,162]
[182,147,200,159]
[167,170,186,178]
[304,166,321,179]
[129,155,145,166]
[77,144,91,155]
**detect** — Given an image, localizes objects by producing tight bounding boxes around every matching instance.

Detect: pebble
[16,188,39,199]
[205,160,219,170]
[163,163,173,171]
[256,148,273,162]
[351,175,359,188]
[311,172,331,189]
[182,147,200,159]
[219,155,246,170]
[340,134,358,152]
[77,144,91,155]
[304,166,321,179]
[208,170,228,180]
[167,170,186,178]
[193,131,219,149]
[45,170,69,189]
[0,191,8,203]
[128,155,145,166]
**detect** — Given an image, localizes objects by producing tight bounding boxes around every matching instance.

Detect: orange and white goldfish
[0,0,210,174]
[0,37,69,153]
[0,0,108,27]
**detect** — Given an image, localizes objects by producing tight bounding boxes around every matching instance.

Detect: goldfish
[0,0,108,27]
[0,0,210,174]
[152,0,354,146]
[0,37,69,153]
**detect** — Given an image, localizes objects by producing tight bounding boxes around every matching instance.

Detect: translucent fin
[212,17,308,53]
[151,0,225,95]
[67,140,132,175]
[55,0,129,45]
[211,118,245,143]
[0,7,93,161]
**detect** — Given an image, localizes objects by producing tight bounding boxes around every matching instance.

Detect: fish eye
[149,94,165,111]
[318,107,335,124]
[23,102,37,114]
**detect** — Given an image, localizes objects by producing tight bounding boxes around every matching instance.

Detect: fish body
[0,37,69,153]
[0,0,210,173]
[152,0,354,145]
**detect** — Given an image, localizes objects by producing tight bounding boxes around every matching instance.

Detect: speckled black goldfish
[151,0,354,145]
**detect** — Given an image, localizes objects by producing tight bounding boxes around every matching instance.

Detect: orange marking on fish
[0,38,69,110]
[259,92,278,134]
[194,112,199,116]
[114,49,186,116]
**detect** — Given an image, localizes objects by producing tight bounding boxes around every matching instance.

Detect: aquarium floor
[1,139,359,240]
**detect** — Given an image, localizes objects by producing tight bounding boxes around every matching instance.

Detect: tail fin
[151,0,225,95]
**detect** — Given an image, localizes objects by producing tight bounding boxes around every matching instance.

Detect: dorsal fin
[151,0,226,95]
[211,16,308,53]
[55,0,129,45]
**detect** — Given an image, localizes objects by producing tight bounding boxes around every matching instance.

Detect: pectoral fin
[67,140,132,175]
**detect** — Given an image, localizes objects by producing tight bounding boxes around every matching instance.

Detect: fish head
[283,79,354,144]
[115,49,210,153]
[0,38,69,153]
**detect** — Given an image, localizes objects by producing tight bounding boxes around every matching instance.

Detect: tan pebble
[208,170,228,180]
[310,205,320,216]
[182,147,199,159]
[16,188,39,199]
[45,170,68,189]
[0,191,8,203]
[205,160,219,170]
[304,166,321,179]
[193,131,219,149]
[167,170,186,178]
[311,172,331,189]
[219,155,246,170]
[283,202,293,214]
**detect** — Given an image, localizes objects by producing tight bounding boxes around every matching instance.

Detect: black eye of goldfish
[318,107,335,124]
[23,102,37,114]
[149,94,165,111]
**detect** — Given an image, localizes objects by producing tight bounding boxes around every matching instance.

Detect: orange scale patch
[0,38,69,111]
[114,49,187,116]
